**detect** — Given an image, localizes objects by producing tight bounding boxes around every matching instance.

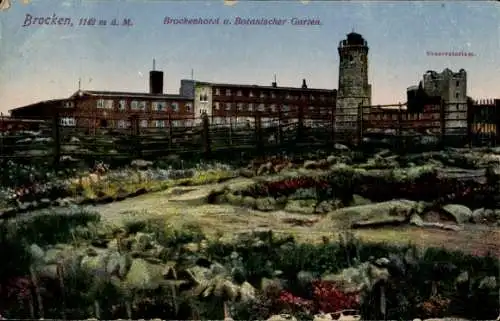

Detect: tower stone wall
[335,32,372,136]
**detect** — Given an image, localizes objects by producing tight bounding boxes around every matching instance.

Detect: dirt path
[82,178,499,257]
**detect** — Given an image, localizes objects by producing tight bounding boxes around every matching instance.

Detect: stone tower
[335,32,372,136]
[422,68,468,137]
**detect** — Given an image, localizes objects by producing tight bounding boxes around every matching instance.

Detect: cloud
[223,0,238,6]
[299,0,311,3]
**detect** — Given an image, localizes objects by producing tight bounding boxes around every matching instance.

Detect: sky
[0,0,499,113]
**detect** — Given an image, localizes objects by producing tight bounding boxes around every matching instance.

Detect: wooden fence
[0,110,492,168]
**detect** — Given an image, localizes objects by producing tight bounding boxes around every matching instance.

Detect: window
[455,92,459,99]
[214,102,220,110]
[59,117,76,127]
[237,90,242,97]
[171,102,179,112]
[309,106,314,112]
[139,101,146,110]
[456,104,459,111]
[185,103,192,112]
[105,100,113,109]
[456,81,460,87]
[270,104,276,112]
[249,91,254,97]
[152,101,166,111]
[258,104,265,112]
[225,103,231,111]
[200,94,208,102]
[248,103,254,111]
[282,105,290,112]
[225,89,231,96]
[310,95,315,101]
[237,103,243,111]
[117,120,127,128]
[215,88,220,95]
[97,99,105,109]
[172,120,180,127]
[63,101,74,108]
[155,120,165,128]
[131,100,139,110]
[286,94,291,99]
[271,92,276,98]
[118,100,127,110]
[392,114,397,121]
[260,92,265,98]
[140,120,148,128]
[320,95,325,101]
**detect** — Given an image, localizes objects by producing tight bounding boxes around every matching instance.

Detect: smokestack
[149,58,164,94]
[302,79,308,89]
[272,74,277,88]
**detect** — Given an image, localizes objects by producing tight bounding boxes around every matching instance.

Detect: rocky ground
[2,147,500,320]
[23,176,499,257]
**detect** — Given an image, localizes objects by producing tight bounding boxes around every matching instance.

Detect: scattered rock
[131,159,153,169]
[125,258,164,290]
[442,204,472,224]
[267,314,298,321]
[285,199,317,214]
[478,276,497,290]
[255,197,277,211]
[410,214,424,227]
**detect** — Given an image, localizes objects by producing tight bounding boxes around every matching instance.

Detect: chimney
[272,74,277,88]
[302,79,308,89]
[149,58,164,94]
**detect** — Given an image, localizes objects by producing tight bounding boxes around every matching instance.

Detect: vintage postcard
[0,0,499,320]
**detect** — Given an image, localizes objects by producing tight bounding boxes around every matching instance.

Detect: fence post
[228,116,233,146]
[277,110,282,146]
[201,113,211,159]
[297,104,304,144]
[439,100,445,149]
[129,115,140,159]
[52,110,61,169]
[255,111,263,152]
[397,104,402,152]
[330,109,335,144]
[168,114,173,151]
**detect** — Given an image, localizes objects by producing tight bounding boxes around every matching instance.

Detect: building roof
[191,80,336,93]
[70,90,191,100]
[9,99,67,113]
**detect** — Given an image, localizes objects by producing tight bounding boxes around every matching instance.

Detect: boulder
[255,197,277,211]
[285,199,317,214]
[124,258,164,290]
[328,200,417,228]
[442,204,473,224]
[410,214,424,227]
[267,314,298,321]
[131,159,153,169]
[315,200,341,214]
[322,261,390,294]
[351,194,372,206]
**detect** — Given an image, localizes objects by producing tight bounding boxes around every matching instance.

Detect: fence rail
[0,110,496,167]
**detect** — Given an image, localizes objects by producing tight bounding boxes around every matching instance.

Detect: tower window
[348,55,354,62]
[456,81,460,87]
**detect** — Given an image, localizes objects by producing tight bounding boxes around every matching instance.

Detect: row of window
[59,117,191,128]
[96,99,192,112]
[370,113,441,121]
[370,113,440,120]
[213,88,329,101]
[116,119,190,128]
[213,102,332,114]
